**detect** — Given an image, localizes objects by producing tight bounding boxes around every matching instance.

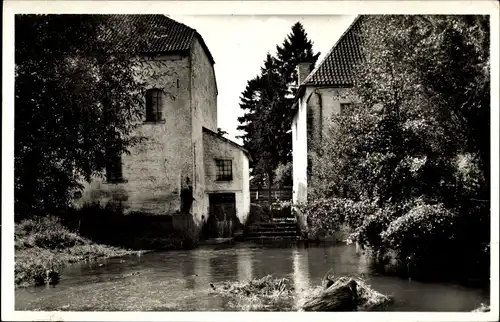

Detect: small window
[215,159,232,181]
[340,103,352,114]
[307,109,314,138]
[106,147,123,183]
[146,89,163,122]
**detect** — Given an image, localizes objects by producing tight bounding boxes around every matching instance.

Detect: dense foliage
[238,22,320,188]
[15,15,149,218]
[305,15,490,282]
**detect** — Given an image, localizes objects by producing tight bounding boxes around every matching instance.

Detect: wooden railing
[250,187,292,204]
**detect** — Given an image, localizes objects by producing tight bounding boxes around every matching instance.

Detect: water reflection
[209,250,238,283]
[292,248,310,306]
[181,253,195,289]
[15,243,489,312]
[237,249,253,282]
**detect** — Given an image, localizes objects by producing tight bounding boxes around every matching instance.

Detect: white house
[291,16,363,206]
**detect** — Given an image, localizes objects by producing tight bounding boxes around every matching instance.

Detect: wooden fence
[250,187,292,204]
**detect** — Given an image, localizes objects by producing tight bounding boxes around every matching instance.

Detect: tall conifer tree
[237,22,320,189]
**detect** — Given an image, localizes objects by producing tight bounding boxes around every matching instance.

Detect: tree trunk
[302,278,358,311]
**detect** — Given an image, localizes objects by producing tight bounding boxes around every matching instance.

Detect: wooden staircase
[245,217,302,240]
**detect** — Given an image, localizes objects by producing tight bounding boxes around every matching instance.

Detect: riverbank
[14,214,199,288]
[356,244,491,290]
[14,216,144,287]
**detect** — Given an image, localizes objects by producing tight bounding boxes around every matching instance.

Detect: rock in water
[302,278,358,311]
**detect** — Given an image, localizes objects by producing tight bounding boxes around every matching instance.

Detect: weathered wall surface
[79,54,194,215]
[78,39,244,238]
[202,131,250,225]
[190,38,218,132]
[314,87,351,138]
[190,38,218,227]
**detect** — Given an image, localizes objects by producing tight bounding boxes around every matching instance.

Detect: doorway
[207,193,236,238]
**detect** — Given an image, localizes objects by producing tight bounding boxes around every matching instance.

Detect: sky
[171,15,357,144]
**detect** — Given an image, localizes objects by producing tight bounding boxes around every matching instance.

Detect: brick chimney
[297,62,312,85]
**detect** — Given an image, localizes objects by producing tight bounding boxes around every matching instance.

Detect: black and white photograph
[2,1,499,321]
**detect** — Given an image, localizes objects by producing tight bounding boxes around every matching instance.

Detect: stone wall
[79,54,194,215]
[190,38,219,228]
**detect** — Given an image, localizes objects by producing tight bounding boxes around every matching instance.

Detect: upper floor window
[215,159,232,181]
[146,89,163,122]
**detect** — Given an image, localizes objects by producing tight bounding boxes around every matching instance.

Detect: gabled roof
[202,127,252,162]
[100,14,215,64]
[292,15,363,113]
[302,15,363,87]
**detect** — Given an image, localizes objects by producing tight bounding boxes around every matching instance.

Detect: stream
[15,242,489,311]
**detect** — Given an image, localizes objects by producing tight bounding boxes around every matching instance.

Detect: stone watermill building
[77,15,251,236]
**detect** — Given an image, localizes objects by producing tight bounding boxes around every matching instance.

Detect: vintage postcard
[2,1,499,321]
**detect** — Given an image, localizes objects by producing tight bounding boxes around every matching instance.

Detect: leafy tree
[308,15,490,281]
[15,15,150,219]
[274,162,293,187]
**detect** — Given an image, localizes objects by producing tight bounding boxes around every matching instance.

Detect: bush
[381,202,457,251]
[294,197,378,242]
[15,248,63,287]
[14,213,140,287]
[246,203,272,226]
[15,215,62,237]
[15,215,89,250]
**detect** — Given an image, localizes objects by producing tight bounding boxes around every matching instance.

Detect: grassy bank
[15,206,202,288]
[14,216,142,288]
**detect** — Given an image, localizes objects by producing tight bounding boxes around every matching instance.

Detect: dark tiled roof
[302,16,363,87]
[100,14,214,64]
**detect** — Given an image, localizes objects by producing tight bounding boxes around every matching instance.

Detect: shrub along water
[15,215,138,287]
[15,206,198,288]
